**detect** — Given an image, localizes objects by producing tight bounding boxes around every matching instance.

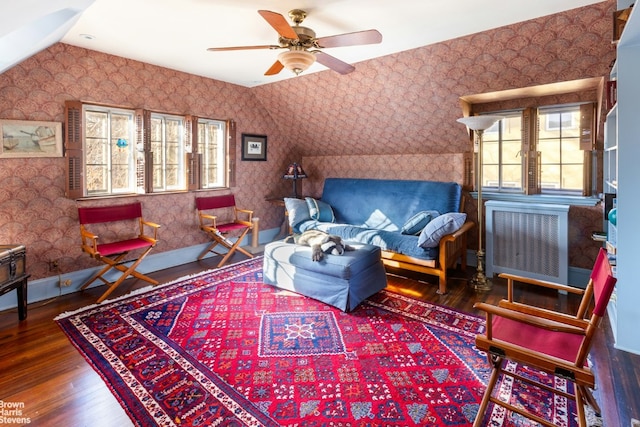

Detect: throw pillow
[284,198,311,230]
[305,197,335,222]
[418,212,467,248]
[401,210,439,235]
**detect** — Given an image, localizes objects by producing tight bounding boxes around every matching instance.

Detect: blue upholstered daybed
[285,178,474,294]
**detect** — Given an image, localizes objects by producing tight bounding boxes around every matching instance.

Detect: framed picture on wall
[241,133,267,161]
[0,119,63,158]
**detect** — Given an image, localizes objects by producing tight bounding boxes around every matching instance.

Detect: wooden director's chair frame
[473,248,617,427]
[196,194,254,267]
[78,202,160,303]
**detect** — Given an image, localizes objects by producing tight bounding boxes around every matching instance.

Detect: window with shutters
[477,103,594,196]
[83,105,137,196]
[64,100,232,199]
[197,118,227,189]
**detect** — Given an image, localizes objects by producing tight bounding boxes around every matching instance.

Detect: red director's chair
[196,195,254,267]
[78,202,160,303]
[473,248,616,427]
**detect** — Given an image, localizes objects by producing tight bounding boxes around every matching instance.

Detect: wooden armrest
[235,208,253,223]
[439,221,474,243]
[499,272,586,316]
[499,272,585,295]
[80,228,98,240]
[497,300,590,329]
[474,302,587,335]
[139,219,161,241]
[142,220,161,229]
[79,226,99,254]
[199,213,217,228]
[235,220,254,228]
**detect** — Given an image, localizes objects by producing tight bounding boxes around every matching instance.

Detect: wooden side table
[265,197,290,239]
[266,196,314,239]
[0,245,29,321]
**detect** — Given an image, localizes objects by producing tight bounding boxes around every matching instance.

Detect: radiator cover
[486,200,569,284]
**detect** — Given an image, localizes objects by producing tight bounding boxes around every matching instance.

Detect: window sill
[471,192,600,207]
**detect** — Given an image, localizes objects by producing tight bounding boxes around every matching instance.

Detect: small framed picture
[241,133,267,161]
[0,119,63,158]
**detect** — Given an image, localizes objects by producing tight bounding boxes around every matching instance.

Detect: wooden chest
[0,244,26,283]
[0,244,29,320]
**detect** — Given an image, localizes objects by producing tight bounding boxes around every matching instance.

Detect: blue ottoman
[263,241,387,312]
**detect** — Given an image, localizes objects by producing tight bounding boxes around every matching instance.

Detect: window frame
[481,110,524,193]
[82,104,138,197]
[196,117,228,190]
[64,101,234,199]
[470,102,595,198]
[149,112,187,192]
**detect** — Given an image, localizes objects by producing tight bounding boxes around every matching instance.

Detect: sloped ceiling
[0,0,95,75]
[1,0,605,87]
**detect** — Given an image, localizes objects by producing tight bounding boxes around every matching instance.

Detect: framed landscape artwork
[0,119,63,158]
[241,133,267,161]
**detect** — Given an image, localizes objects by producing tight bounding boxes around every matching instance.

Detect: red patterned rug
[56,257,583,426]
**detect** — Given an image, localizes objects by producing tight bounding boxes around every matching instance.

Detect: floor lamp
[457,115,503,291]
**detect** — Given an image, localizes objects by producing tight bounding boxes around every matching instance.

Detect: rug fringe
[54,257,262,320]
[54,302,104,320]
[53,284,157,320]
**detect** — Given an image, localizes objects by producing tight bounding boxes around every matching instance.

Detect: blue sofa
[285,178,474,294]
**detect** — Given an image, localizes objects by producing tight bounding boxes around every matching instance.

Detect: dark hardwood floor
[1,254,638,426]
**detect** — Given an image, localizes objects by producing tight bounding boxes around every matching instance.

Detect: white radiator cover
[486,201,570,284]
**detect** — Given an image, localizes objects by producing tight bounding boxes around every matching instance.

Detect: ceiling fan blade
[258,10,299,40]
[316,29,382,48]
[207,45,281,52]
[314,51,355,75]
[264,60,284,76]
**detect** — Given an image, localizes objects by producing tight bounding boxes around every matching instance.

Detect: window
[83,105,137,196]
[478,103,593,196]
[482,113,522,191]
[150,113,185,191]
[64,101,232,199]
[197,118,226,189]
[538,107,584,192]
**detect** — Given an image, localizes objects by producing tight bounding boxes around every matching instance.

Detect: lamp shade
[283,163,307,180]
[278,48,315,75]
[457,115,504,131]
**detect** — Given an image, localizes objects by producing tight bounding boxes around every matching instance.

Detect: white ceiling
[3,0,605,88]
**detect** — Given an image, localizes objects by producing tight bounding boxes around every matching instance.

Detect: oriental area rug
[56,257,586,427]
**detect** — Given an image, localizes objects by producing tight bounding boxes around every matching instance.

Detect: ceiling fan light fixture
[278,48,315,75]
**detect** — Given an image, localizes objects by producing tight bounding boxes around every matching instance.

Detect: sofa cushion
[401,210,439,235]
[284,198,311,233]
[418,213,467,248]
[306,197,335,222]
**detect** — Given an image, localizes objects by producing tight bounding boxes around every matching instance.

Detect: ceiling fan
[207,9,382,76]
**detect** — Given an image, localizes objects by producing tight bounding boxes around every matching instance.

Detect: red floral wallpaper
[0,1,614,281]
[0,45,292,279]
